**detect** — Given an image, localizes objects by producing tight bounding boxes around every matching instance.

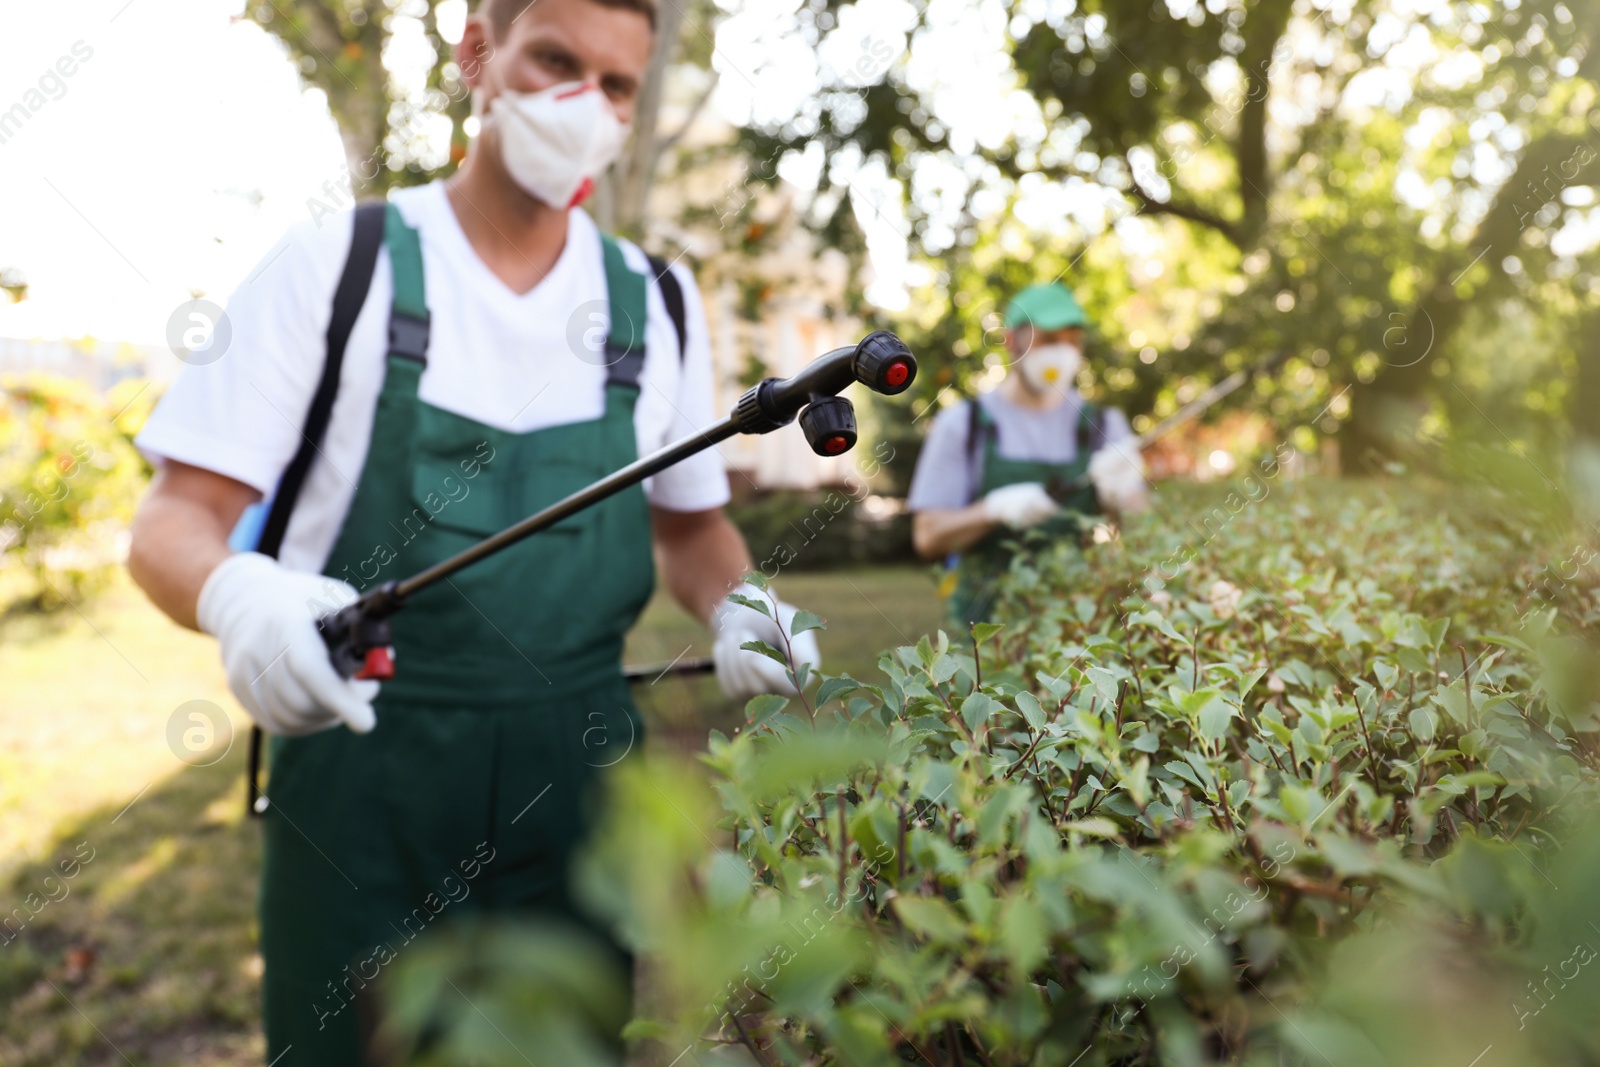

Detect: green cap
[1003,282,1088,331]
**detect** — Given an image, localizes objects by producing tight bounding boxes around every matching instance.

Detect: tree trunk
[596,0,687,234]
[1234,0,1294,248]
[1570,304,1600,526]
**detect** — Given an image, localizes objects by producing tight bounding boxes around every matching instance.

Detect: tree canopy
[738,0,1600,474]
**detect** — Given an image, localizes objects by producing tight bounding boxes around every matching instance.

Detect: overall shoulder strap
[383,201,430,364]
[1075,400,1105,457]
[965,396,996,493]
[645,253,688,361]
[966,395,997,457]
[600,233,647,388]
[256,201,385,560]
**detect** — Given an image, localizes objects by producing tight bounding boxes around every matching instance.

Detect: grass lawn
[0,564,944,1066]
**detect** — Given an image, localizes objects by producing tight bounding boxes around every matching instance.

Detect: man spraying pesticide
[908,281,1150,625]
[908,280,1288,628]
[124,0,918,1060]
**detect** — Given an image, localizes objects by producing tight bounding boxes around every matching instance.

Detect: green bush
[0,374,152,613]
[1285,819,1600,1065]
[390,478,1600,1067]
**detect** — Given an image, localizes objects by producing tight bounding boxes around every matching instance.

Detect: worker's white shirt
[136,182,730,575]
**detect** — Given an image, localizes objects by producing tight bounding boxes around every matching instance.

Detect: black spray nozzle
[799,396,858,456]
[733,330,917,435]
[851,330,916,396]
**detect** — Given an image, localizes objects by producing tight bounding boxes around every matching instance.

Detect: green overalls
[946,397,1104,627]
[259,204,654,1063]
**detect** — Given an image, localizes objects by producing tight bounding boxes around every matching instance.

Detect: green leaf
[1431,685,1471,725]
[1435,770,1505,794]
[765,712,811,737]
[917,760,958,805]
[741,639,789,667]
[1181,750,1218,791]
[741,571,769,591]
[1129,731,1160,752]
[1481,633,1532,654]
[1279,784,1314,824]
[1409,706,1437,743]
[746,729,887,798]
[999,894,1049,978]
[1198,698,1237,741]
[1129,609,1185,643]
[727,593,772,618]
[765,922,865,1015]
[960,876,998,927]
[1424,617,1451,651]
[1086,666,1121,707]
[790,608,826,636]
[970,622,1004,645]
[1178,687,1218,713]
[1163,760,1207,791]
[1124,755,1150,809]
[745,693,788,723]
[893,895,968,944]
[961,692,1003,732]
[849,801,895,869]
[1319,834,1379,877]
[1178,688,1236,741]
[1277,660,1317,689]
[929,653,962,684]
[1373,660,1400,690]
[816,676,864,707]
[1037,669,1071,702]
[1016,691,1047,730]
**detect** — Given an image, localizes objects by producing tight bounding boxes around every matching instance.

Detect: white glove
[711,583,822,703]
[1087,447,1148,512]
[197,552,379,736]
[982,482,1060,530]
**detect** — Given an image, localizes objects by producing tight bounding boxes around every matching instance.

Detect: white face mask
[487,81,629,209]
[1019,342,1082,391]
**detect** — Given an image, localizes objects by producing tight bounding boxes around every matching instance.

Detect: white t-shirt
[905,389,1134,511]
[137,182,730,575]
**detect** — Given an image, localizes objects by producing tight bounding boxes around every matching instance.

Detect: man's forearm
[128,497,237,631]
[651,507,755,624]
[127,463,258,631]
[912,503,996,558]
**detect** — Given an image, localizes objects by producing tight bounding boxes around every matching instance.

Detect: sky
[0,1,358,347]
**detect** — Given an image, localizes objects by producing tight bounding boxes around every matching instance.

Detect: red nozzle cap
[357,646,396,681]
[884,360,910,388]
[823,435,851,455]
